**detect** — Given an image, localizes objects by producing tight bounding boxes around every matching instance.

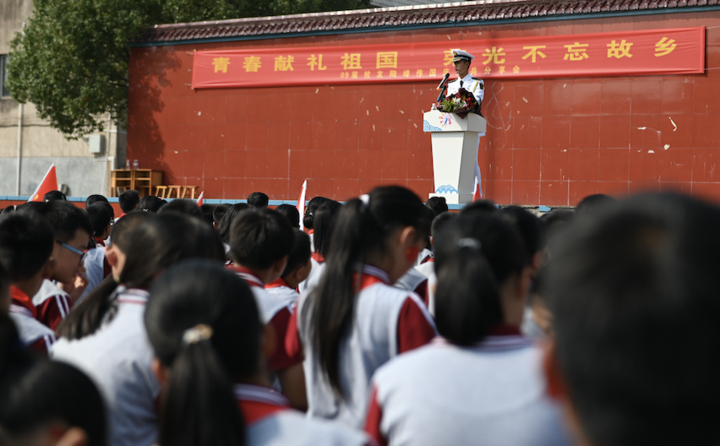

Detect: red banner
[192,27,704,89]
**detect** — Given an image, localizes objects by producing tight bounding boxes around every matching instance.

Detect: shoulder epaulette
[471,77,483,81]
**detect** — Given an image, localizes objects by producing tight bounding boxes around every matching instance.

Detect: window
[0,55,11,98]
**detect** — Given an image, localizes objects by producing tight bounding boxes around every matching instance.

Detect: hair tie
[456,238,481,250]
[359,194,370,207]
[181,324,213,346]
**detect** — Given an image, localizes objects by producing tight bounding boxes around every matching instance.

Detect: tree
[7,0,370,139]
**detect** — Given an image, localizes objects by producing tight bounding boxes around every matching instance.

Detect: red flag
[196,191,204,206]
[28,164,58,202]
[473,177,482,201]
[296,180,308,231]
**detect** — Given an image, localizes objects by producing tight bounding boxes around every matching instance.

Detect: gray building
[0,0,126,198]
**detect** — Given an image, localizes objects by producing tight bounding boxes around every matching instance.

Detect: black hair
[139,195,167,213]
[275,204,300,228]
[44,190,67,202]
[213,204,229,226]
[57,213,225,341]
[0,212,54,282]
[33,201,93,244]
[312,201,342,258]
[303,186,428,396]
[496,206,546,265]
[303,197,330,231]
[575,193,616,215]
[86,203,112,238]
[200,204,216,226]
[420,205,436,251]
[97,200,115,220]
[431,211,457,238]
[0,314,107,446]
[247,192,269,208]
[229,208,295,270]
[541,209,574,253]
[460,199,497,216]
[282,230,312,279]
[85,194,109,208]
[544,193,720,446]
[0,206,14,215]
[108,211,152,252]
[218,203,249,244]
[433,213,526,345]
[146,261,260,446]
[158,199,205,221]
[118,190,140,213]
[425,196,448,215]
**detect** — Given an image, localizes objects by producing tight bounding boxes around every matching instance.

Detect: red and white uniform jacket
[235,384,371,446]
[286,265,437,429]
[266,278,300,310]
[364,331,571,446]
[231,267,299,373]
[298,252,325,296]
[32,279,73,331]
[9,285,56,355]
[394,268,428,306]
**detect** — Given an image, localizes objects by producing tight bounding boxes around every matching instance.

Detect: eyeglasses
[55,240,88,262]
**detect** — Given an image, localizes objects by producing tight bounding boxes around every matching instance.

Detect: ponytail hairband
[181,324,213,346]
[456,238,481,250]
[359,194,370,207]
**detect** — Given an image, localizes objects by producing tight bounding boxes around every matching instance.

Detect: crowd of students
[1,185,718,446]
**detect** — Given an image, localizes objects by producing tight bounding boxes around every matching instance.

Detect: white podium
[423,110,487,204]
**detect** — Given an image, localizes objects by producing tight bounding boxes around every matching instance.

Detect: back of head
[275,204,300,229]
[86,203,112,238]
[0,212,54,282]
[213,204,229,227]
[85,194,109,208]
[118,190,140,213]
[43,190,67,202]
[431,211,457,239]
[303,196,329,230]
[307,186,428,396]
[247,192,269,208]
[312,201,342,258]
[282,230,312,279]
[575,193,616,216]
[58,213,225,340]
[544,193,720,446]
[433,213,526,345]
[138,195,167,213]
[0,314,106,446]
[108,211,152,252]
[146,261,258,446]
[425,196,448,215]
[158,199,204,221]
[496,206,546,267]
[218,203,249,244]
[34,201,92,243]
[460,199,497,216]
[200,204,215,226]
[229,208,295,270]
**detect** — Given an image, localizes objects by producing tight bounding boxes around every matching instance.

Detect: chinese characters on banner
[192,27,704,89]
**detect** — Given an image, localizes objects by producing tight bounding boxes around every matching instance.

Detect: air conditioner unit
[89,134,105,154]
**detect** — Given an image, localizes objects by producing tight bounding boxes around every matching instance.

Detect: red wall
[128,12,720,205]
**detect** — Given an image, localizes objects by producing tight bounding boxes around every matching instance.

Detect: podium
[423,110,487,204]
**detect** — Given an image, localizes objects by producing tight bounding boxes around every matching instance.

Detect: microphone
[436,72,450,90]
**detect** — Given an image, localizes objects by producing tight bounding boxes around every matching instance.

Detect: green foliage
[7,0,371,138]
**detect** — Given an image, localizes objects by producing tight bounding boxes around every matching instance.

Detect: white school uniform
[32,279,73,331]
[365,334,571,446]
[394,268,428,298]
[79,247,108,302]
[298,255,325,296]
[236,384,370,446]
[414,248,433,266]
[414,261,436,315]
[9,286,56,354]
[266,278,300,310]
[51,288,160,446]
[288,265,437,429]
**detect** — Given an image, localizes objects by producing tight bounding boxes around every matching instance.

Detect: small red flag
[473,176,482,201]
[28,164,58,202]
[196,191,204,206]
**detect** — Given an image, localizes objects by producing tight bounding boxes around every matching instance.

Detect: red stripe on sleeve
[364,386,388,446]
[397,297,436,354]
[267,307,302,372]
[284,303,304,363]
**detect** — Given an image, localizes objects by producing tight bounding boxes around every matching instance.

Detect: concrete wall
[0,0,126,197]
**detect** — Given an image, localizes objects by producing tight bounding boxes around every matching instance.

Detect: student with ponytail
[146,261,370,446]
[363,212,570,446]
[52,213,225,446]
[287,186,437,428]
[298,200,341,295]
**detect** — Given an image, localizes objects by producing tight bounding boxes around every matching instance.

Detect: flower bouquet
[435,88,480,119]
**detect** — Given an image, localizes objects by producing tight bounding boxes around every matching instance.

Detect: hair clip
[456,238,481,250]
[359,194,370,206]
[181,324,213,346]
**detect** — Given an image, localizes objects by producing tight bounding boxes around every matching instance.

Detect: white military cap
[451,49,474,62]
